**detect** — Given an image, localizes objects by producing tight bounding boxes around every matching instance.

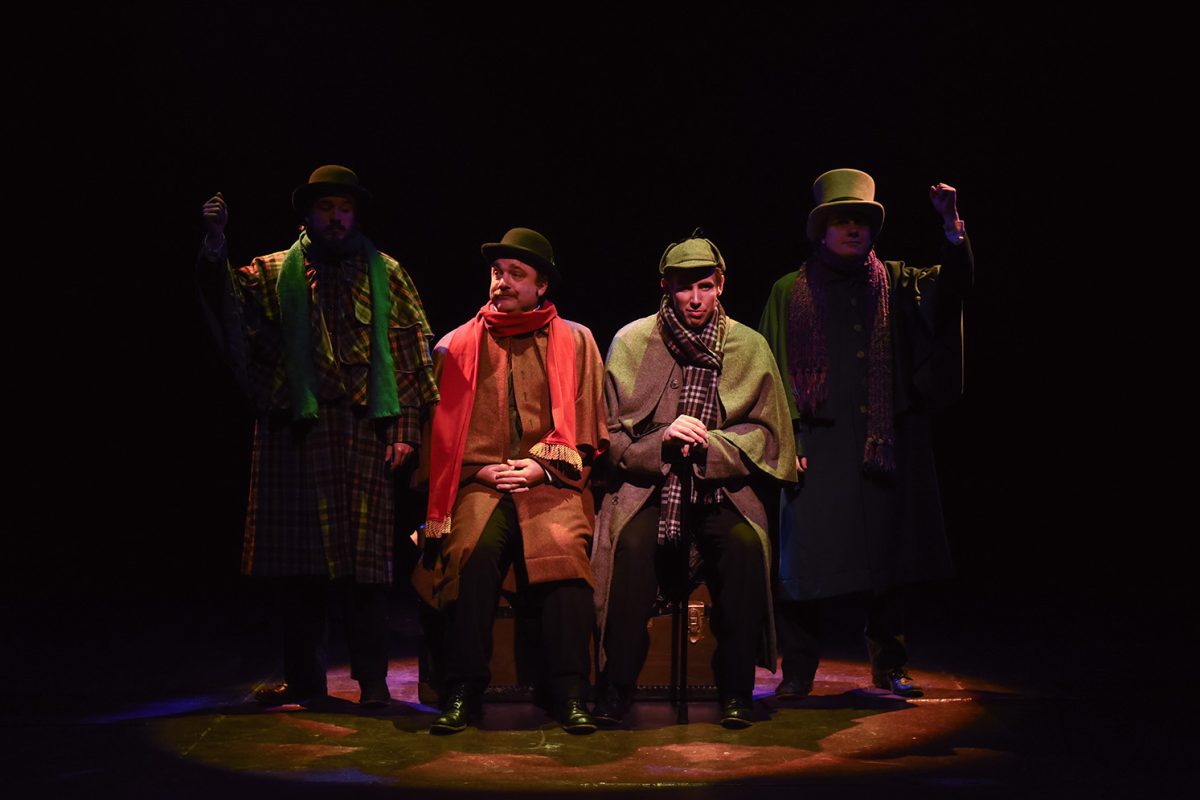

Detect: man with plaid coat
[198,165,439,707]
[590,233,796,729]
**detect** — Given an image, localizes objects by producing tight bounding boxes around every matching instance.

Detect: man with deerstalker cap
[198,165,439,708]
[590,232,796,728]
[416,227,607,734]
[758,168,973,699]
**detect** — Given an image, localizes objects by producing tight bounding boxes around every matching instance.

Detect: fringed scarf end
[529,441,583,472]
[424,517,452,539]
[863,436,896,474]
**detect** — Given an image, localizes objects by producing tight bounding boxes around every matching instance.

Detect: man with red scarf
[590,234,796,729]
[420,228,607,734]
[758,169,973,700]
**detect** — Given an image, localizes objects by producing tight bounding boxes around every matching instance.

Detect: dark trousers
[775,588,906,683]
[442,497,594,703]
[603,500,766,700]
[267,576,390,690]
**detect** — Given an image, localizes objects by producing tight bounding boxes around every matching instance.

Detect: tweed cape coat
[417,317,608,609]
[590,314,797,670]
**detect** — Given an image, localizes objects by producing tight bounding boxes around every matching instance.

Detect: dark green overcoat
[758,239,972,601]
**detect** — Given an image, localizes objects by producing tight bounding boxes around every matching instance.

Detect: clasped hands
[475,458,548,493]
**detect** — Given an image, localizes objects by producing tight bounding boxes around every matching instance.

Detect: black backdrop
[22,5,1162,610]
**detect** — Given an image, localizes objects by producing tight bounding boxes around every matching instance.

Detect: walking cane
[670,468,693,724]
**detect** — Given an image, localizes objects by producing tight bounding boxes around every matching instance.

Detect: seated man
[591,233,796,728]
[418,228,608,734]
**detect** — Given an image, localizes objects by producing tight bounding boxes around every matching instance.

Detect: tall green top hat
[806,168,885,242]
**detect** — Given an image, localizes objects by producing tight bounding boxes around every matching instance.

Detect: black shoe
[592,684,632,727]
[774,677,813,701]
[430,684,478,734]
[719,696,755,729]
[359,677,391,708]
[872,668,922,697]
[560,699,597,735]
[254,681,325,706]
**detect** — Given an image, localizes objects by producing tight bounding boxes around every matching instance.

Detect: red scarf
[425,302,580,538]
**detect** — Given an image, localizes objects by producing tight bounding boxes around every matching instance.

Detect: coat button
[856,350,866,359]
[859,404,868,413]
[670,379,679,388]
[853,323,863,332]
[850,298,858,307]
[612,496,619,505]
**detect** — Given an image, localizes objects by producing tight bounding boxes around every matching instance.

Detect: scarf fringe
[425,517,452,539]
[529,441,583,472]
[863,437,896,473]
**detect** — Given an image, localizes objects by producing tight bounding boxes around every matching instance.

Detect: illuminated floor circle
[150,658,1016,790]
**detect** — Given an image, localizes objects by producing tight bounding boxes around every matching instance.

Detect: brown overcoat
[419,318,607,608]
[591,314,797,669]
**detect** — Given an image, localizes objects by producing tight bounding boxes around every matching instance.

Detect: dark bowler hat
[292,165,373,213]
[481,227,560,283]
[806,168,886,242]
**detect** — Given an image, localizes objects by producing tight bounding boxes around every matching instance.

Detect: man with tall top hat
[417,228,607,734]
[758,169,973,699]
[590,233,795,728]
[198,165,439,708]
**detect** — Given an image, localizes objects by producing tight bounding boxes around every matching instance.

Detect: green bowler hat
[292,164,373,213]
[481,227,560,283]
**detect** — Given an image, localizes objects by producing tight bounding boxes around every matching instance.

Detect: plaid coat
[202,236,439,583]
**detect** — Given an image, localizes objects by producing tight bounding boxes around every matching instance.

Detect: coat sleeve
[603,326,672,479]
[758,272,804,458]
[894,235,974,410]
[695,326,798,485]
[196,245,272,403]
[534,324,608,491]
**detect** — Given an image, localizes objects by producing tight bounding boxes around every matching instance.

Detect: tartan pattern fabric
[242,402,399,583]
[230,238,438,422]
[227,237,438,583]
[655,297,728,546]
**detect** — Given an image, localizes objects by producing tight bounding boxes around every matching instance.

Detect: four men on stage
[199,165,969,725]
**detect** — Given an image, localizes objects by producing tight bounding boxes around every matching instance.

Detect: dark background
[17,5,1171,617]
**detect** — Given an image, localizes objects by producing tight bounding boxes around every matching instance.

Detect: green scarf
[277,233,400,420]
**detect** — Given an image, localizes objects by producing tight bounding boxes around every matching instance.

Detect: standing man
[419,228,607,735]
[198,165,439,707]
[758,168,973,698]
[591,234,796,728]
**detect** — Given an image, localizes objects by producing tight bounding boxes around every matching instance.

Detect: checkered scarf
[656,296,727,546]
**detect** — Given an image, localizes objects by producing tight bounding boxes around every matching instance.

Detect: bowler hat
[481,227,560,283]
[292,165,373,213]
[806,168,885,242]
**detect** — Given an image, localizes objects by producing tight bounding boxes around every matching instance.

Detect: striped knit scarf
[656,296,727,546]
[787,245,895,472]
[277,232,399,421]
